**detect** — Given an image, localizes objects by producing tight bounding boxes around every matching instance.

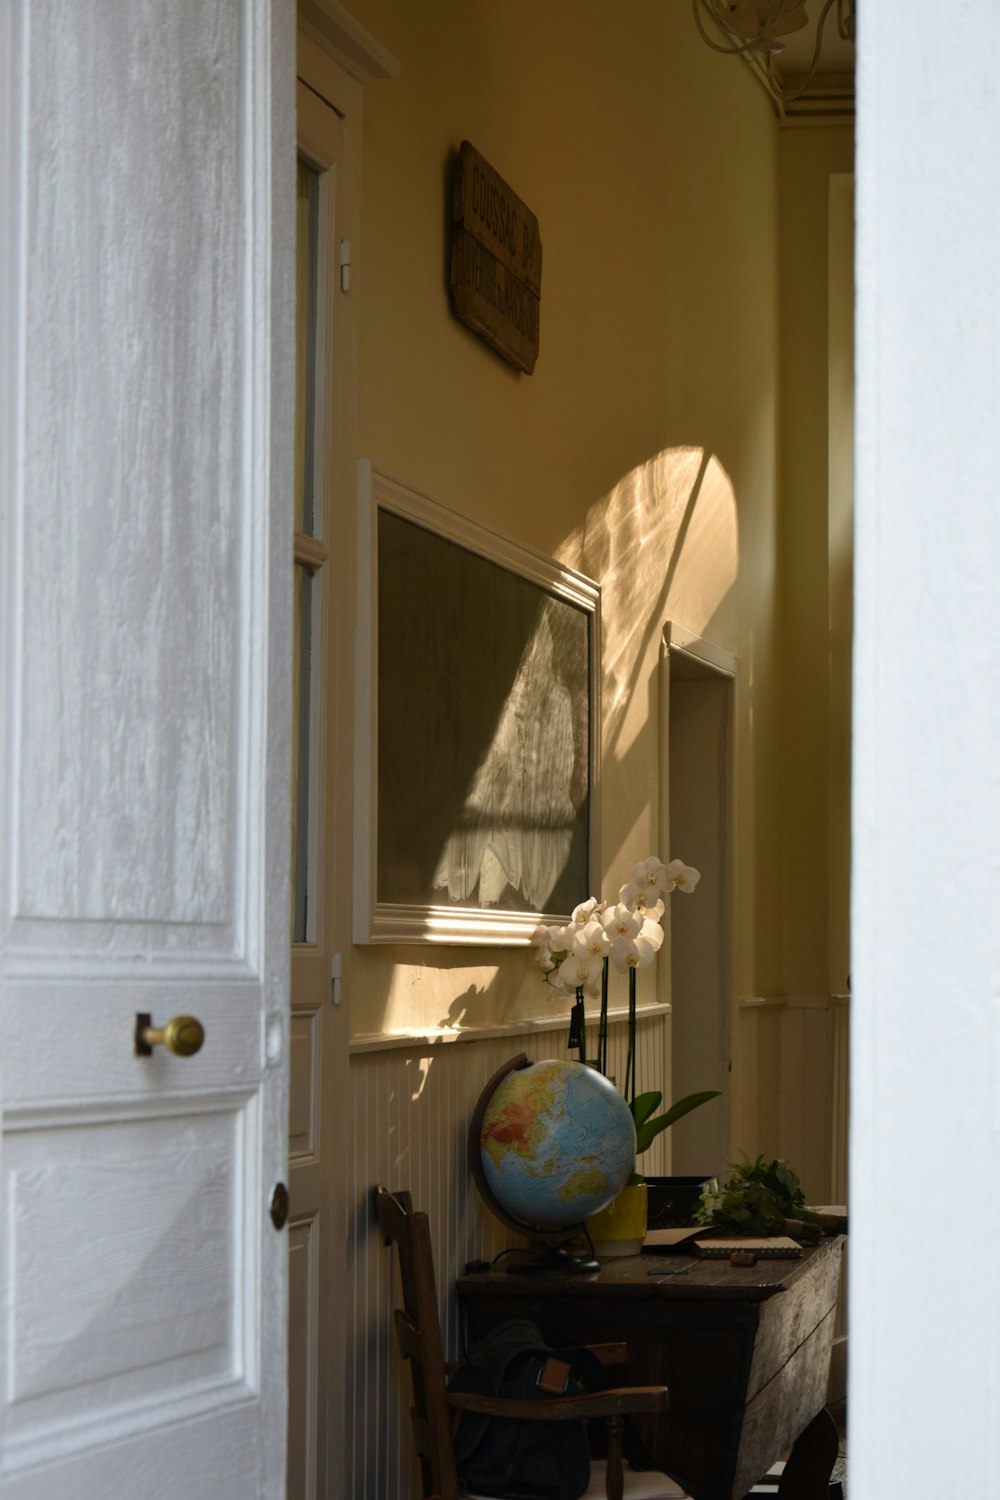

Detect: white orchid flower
[665,858,701,893]
[618,881,640,911]
[534,945,557,973]
[572,918,612,961]
[639,917,664,953]
[609,935,650,971]
[601,903,642,942]
[557,952,603,998]
[531,922,553,947]
[613,926,662,971]
[570,897,603,925]
[632,855,669,900]
[545,923,573,952]
[618,881,665,920]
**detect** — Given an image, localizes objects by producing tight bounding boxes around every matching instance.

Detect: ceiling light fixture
[692,0,856,104]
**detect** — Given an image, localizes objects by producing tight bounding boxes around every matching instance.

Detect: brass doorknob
[135,1012,205,1058]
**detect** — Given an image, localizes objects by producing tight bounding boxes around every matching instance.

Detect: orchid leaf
[629,1091,663,1129]
[655,1089,721,1131]
[633,1089,721,1156]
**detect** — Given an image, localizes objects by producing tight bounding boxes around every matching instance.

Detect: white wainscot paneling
[287,1217,318,1500]
[1,1094,255,1472]
[346,1016,669,1500]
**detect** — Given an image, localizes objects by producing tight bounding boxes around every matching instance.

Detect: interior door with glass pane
[0,3,293,1495]
[287,71,345,1500]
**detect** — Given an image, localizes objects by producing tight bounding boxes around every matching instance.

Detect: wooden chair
[374,1186,690,1500]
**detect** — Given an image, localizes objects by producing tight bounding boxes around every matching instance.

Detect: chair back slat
[409,1407,434,1459]
[375,1186,461,1500]
[395,1307,428,1366]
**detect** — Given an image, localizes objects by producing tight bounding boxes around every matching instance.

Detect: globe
[469,1055,636,1272]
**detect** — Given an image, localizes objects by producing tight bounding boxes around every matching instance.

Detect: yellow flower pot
[585,1181,647,1258]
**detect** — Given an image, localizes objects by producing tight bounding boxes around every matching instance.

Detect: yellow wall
[345,0,775,1030]
[334,0,853,1197]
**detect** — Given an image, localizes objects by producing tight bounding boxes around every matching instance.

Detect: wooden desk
[458,1236,845,1500]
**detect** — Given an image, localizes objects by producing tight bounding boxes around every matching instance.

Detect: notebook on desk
[695,1236,802,1259]
[642,1226,802,1257]
[642,1225,713,1252]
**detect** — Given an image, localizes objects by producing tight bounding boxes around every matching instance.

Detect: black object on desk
[458,1235,845,1500]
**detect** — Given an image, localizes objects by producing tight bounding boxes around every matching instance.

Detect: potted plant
[694,1155,848,1241]
[531,855,720,1254]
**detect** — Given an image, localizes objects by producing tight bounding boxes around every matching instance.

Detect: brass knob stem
[135,1012,205,1058]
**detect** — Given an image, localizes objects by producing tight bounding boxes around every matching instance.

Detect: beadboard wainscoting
[734,993,850,1208]
[345,1014,670,1500]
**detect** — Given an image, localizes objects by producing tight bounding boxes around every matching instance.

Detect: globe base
[507,1242,599,1276]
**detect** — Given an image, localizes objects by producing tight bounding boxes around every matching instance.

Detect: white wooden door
[0,3,294,1497]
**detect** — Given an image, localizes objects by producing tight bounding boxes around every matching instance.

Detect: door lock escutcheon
[270,1182,289,1231]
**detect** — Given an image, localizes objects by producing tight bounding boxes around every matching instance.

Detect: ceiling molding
[298,0,400,85]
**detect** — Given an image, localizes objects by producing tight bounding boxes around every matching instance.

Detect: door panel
[7,0,257,977]
[286,1218,319,1500]
[0,0,294,1494]
[13,3,249,964]
[4,1098,251,1424]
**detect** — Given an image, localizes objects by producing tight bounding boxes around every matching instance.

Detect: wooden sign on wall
[450,141,542,374]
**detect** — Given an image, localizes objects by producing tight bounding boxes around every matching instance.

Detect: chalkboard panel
[355,465,600,945]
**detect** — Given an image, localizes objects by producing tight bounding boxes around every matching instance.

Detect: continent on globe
[479,1058,636,1230]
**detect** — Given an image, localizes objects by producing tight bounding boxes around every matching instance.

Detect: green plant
[695,1154,820,1239]
[625,1088,721,1186]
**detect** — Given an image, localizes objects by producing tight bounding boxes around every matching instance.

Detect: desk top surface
[457,1234,844,1304]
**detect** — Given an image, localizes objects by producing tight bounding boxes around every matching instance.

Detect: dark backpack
[447,1319,620,1500]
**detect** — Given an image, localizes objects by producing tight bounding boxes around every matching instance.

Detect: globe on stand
[468,1054,636,1274]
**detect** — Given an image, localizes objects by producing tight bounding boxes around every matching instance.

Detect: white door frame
[852,3,1000,1491]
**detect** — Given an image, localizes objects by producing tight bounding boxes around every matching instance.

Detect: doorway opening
[661,623,738,1179]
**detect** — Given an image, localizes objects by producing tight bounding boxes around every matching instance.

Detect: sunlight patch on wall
[379,963,501,1037]
[559,446,739,764]
[664,454,740,637]
[410,1056,433,1102]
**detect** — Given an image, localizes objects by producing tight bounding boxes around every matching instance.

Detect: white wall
[852,4,1000,1494]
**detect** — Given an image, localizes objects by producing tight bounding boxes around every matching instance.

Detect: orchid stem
[599,958,609,1076]
[577,986,587,1066]
[627,968,637,1106]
